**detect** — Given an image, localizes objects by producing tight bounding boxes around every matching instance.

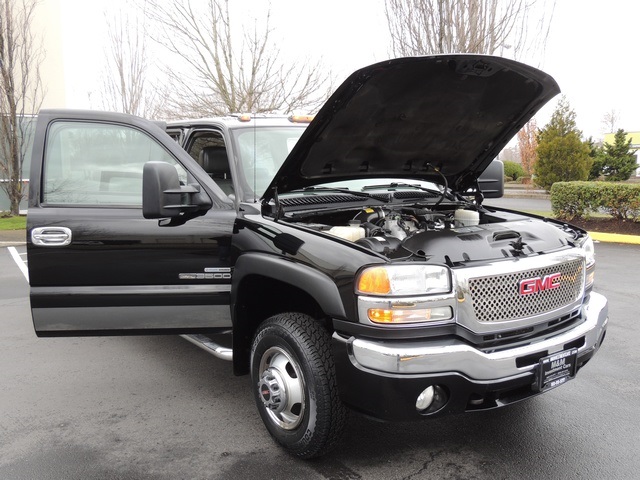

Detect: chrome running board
[180,333,233,361]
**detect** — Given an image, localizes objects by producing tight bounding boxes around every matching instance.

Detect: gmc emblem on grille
[519,273,561,295]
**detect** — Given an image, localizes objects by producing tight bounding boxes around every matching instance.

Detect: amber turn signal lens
[367,307,452,324]
[288,114,315,123]
[357,267,391,295]
[368,309,394,323]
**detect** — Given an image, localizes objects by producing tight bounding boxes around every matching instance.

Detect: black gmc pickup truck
[26,55,608,458]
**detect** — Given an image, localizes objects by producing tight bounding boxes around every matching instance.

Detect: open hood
[263,55,559,201]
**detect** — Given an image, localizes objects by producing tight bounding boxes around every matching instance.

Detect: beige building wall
[34,0,66,110]
[1,0,64,212]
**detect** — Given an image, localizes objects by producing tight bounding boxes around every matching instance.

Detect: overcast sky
[59,0,640,141]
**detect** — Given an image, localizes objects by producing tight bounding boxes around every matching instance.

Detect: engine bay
[284,203,584,266]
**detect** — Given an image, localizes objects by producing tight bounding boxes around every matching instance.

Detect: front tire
[250,313,346,459]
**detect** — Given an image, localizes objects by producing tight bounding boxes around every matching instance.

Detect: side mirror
[142,161,201,219]
[477,159,504,199]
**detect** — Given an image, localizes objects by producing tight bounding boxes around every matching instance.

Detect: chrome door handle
[31,227,72,246]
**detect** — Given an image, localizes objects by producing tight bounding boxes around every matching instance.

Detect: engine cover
[395,220,573,265]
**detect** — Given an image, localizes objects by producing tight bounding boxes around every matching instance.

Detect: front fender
[230,252,348,375]
[231,252,346,320]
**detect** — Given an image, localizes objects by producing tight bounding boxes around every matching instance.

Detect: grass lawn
[0,215,27,230]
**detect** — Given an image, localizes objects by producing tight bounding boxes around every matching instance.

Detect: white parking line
[7,246,29,282]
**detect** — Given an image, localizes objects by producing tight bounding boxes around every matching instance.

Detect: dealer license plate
[536,348,578,392]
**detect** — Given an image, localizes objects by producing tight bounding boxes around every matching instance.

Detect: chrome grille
[468,259,584,322]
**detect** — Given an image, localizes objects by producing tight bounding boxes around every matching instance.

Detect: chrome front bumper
[337,292,608,381]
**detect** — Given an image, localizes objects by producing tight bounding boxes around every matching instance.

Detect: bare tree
[142,0,332,118]
[499,145,519,163]
[384,0,555,61]
[601,109,619,134]
[0,0,44,216]
[101,7,164,118]
[517,119,538,178]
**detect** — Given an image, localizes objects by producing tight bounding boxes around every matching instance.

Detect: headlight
[356,265,451,296]
[582,235,595,288]
[582,235,595,265]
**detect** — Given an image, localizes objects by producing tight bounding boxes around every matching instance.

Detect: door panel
[27,111,235,336]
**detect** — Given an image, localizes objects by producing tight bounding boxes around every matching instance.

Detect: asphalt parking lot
[1,241,639,479]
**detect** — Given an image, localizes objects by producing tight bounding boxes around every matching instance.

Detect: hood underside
[265,55,559,200]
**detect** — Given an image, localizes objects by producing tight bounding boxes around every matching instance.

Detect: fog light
[416,386,435,411]
[416,385,448,414]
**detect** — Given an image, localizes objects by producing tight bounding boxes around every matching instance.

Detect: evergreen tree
[535,97,592,191]
[594,129,638,181]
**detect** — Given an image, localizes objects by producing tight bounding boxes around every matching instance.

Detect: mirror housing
[477,159,504,199]
[143,161,202,219]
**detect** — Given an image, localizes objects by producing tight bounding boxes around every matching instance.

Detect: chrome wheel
[250,313,347,458]
[257,346,305,430]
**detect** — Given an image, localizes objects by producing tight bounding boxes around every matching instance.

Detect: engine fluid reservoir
[328,226,366,242]
[454,209,480,227]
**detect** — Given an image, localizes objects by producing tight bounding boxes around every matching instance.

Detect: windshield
[231,126,305,198]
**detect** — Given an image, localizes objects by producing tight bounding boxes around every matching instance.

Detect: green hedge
[550,182,640,221]
[503,161,525,181]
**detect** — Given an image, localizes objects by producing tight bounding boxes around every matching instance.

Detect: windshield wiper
[362,182,455,206]
[291,186,387,200]
[361,182,441,194]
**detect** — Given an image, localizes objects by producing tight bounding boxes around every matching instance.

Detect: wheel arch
[231,253,347,375]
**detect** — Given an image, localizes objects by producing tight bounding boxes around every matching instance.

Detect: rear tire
[250,313,347,459]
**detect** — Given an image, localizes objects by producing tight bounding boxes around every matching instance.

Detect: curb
[0,229,26,247]
[503,191,550,199]
[589,231,640,245]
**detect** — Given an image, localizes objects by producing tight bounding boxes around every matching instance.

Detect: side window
[43,121,187,206]
[186,130,233,195]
